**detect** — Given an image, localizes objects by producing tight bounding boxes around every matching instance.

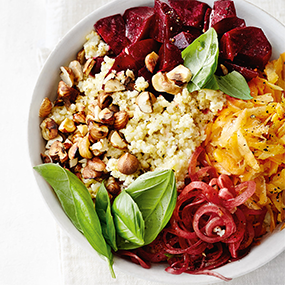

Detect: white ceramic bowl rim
[28,0,285,284]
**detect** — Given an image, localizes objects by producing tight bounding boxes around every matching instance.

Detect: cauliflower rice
[43,31,226,196]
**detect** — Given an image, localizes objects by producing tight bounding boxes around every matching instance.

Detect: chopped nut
[220,64,229,75]
[60,66,75,87]
[76,49,86,65]
[109,131,128,149]
[145,51,159,73]
[83,58,95,77]
[58,118,76,133]
[117,153,139,175]
[40,118,58,140]
[106,176,120,196]
[68,143,79,160]
[108,104,120,113]
[78,136,93,159]
[82,157,106,179]
[69,158,78,168]
[69,60,84,82]
[136,91,156,114]
[45,135,63,149]
[71,130,84,144]
[104,78,125,92]
[166,64,192,86]
[73,111,86,124]
[48,141,68,163]
[57,80,79,101]
[77,124,88,136]
[97,92,113,109]
[98,108,114,125]
[90,139,108,156]
[152,71,181,95]
[39,97,52,118]
[88,121,109,141]
[113,110,129,130]
[63,138,72,150]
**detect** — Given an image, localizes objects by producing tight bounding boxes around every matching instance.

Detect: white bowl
[28,0,285,283]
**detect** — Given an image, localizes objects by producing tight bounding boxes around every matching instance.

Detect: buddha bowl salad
[34,0,285,281]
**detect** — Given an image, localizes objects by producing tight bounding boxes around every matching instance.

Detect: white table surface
[0,0,284,284]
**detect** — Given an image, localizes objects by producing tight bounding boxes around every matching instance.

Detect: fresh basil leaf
[34,163,82,232]
[34,164,115,278]
[112,190,145,247]
[203,75,219,90]
[182,28,219,92]
[215,71,253,100]
[126,169,177,245]
[95,182,117,251]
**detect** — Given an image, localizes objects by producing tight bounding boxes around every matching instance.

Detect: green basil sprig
[34,164,115,278]
[182,27,219,92]
[112,190,145,246]
[182,27,252,100]
[95,183,117,251]
[126,169,177,245]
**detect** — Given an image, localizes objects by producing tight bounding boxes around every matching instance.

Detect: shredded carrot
[204,52,285,232]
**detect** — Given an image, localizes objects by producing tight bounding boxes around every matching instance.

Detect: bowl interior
[28,0,285,283]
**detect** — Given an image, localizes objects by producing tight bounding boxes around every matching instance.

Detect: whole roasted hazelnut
[113,110,129,130]
[117,153,139,175]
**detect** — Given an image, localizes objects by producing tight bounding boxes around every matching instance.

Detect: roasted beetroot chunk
[168,0,210,30]
[123,7,155,43]
[90,56,105,76]
[111,51,140,73]
[150,0,182,43]
[173,29,201,50]
[94,14,130,55]
[220,26,272,69]
[223,61,259,81]
[210,0,245,34]
[158,41,183,72]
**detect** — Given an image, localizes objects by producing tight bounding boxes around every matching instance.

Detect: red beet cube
[123,6,155,43]
[210,0,245,34]
[150,0,182,43]
[173,29,201,50]
[94,14,130,56]
[220,26,272,69]
[168,0,210,30]
[111,51,140,73]
[223,61,259,81]
[203,7,212,32]
[158,41,183,72]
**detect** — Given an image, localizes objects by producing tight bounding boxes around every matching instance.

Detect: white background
[0,0,284,284]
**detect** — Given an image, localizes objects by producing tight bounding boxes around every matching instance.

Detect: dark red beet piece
[173,29,201,50]
[168,0,210,30]
[210,0,245,34]
[223,61,259,81]
[203,7,212,32]
[127,39,160,68]
[150,0,182,43]
[94,14,130,56]
[123,7,155,43]
[111,51,140,73]
[158,41,183,72]
[138,66,153,83]
[220,26,272,69]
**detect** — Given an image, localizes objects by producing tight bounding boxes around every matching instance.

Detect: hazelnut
[73,111,86,124]
[98,108,114,125]
[166,64,192,86]
[78,135,93,159]
[152,72,181,95]
[145,51,159,73]
[136,91,156,114]
[108,104,120,113]
[83,58,95,77]
[106,176,120,196]
[97,92,113,109]
[40,118,58,140]
[58,118,76,133]
[76,49,86,65]
[113,110,129,130]
[117,153,139,175]
[39,97,52,118]
[82,157,106,179]
[60,66,75,87]
[69,60,84,82]
[109,131,128,149]
[88,121,109,141]
[57,80,79,101]
[48,141,68,163]
[104,78,125,92]
[68,143,79,160]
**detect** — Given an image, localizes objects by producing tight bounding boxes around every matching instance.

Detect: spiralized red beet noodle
[116,146,267,281]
